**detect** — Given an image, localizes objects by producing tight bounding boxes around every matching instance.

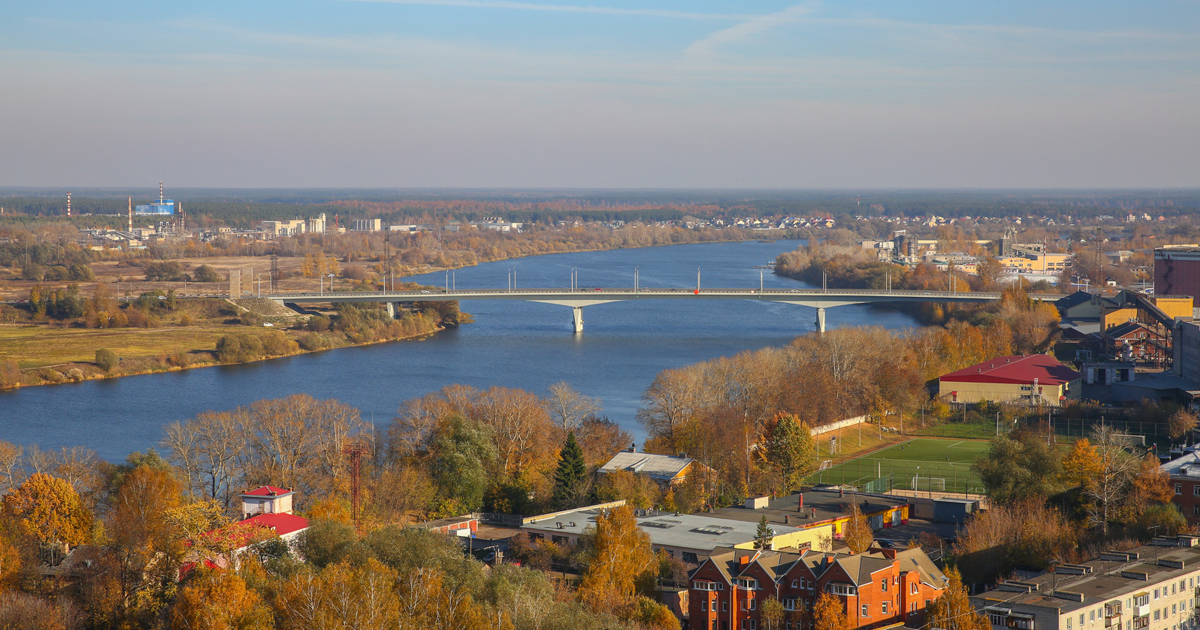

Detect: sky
[1,1,1198,189]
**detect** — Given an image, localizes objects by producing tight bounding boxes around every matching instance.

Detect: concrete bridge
[268,287,1063,333]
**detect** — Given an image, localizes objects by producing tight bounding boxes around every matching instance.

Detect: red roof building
[185,486,309,575]
[938,354,1081,407]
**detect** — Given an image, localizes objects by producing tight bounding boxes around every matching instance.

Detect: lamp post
[327,273,335,295]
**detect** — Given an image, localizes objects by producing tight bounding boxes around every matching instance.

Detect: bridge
[268,287,1063,333]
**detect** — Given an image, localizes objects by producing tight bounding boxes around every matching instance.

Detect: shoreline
[0,324,446,393]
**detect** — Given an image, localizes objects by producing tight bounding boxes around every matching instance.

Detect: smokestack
[179,202,184,231]
[159,181,164,204]
[67,192,71,217]
[128,197,132,232]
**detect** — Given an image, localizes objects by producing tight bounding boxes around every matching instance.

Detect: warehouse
[938,354,1082,407]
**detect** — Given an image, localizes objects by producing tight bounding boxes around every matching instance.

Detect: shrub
[178,313,193,326]
[240,312,263,327]
[299,333,332,352]
[0,360,21,389]
[306,315,331,332]
[66,368,85,382]
[192,264,221,283]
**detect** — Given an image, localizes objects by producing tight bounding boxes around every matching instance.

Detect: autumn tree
[813,592,850,630]
[0,440,23,493]
[594,470,661,509]
[172,569,273,630]
[2,473,92,550]
[842,503,874,554]
[953,499,1076,585]
[1169,408,1199,444]
[545,382,601,434]
[927,566,990,630]
[579,505,655,616]
[1084,425,1142,536]
[1060,438,1101,490]
[761,597,787,630]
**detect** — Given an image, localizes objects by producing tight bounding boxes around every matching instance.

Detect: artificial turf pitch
[808,438,989,495]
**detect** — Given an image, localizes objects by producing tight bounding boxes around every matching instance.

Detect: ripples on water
[0,240,918,460]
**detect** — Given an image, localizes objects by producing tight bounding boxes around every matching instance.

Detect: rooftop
[242,486,292,497]
[972,537,1200,614]
[522,506,805,553]
[708,488,909,530]
[597,451,695,482]
[940,354,1081,386]
[698,544,946,589]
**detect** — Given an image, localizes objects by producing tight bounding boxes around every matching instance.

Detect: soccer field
[806,438,989,495]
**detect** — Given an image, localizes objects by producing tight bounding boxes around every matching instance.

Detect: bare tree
[544,382,600,434]
[0,441,24,493]
[1085,424,1141,536]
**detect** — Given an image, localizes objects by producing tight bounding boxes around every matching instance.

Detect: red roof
[243,486,292,497]
[242,513,309,538]
[939,354,1081,386]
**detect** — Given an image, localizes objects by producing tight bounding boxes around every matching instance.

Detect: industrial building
[938,354,1082,406]
[707,488,911,544]
[1155,246,1200,307]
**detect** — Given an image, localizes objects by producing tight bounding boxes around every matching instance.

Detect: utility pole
[344,443,369,532]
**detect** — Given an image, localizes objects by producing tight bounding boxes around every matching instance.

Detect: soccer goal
[818,459,834,471]
[911,476,946,492]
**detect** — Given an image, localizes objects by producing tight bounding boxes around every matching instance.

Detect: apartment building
[972,537,1200,630]
[689,545,946,630]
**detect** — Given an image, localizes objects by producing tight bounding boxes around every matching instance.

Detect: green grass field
[806,438,990,495]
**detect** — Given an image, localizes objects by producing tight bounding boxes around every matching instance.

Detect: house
[938,354,1082,407]
[971,536,1200,630]
[597,450,713,487]
[188,486,309,572]
[688,544,946,630]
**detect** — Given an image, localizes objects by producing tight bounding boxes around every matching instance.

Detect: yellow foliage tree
[842,503,874,554]
[813,592,850,630]
[1060,438,1102,490]
[927,566,990,630]
[579,505,655,616]
[1,473,92,549]
[171,569,273,630]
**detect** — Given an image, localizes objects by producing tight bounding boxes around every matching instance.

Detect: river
[0,239,919,460]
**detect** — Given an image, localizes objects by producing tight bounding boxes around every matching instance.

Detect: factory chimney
[66,192,71,217]
[159,181,164,204]
[128,197,133,232]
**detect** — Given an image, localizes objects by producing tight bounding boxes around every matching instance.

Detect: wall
[938,380,1077,407]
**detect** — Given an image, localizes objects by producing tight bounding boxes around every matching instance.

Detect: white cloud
[685,4,816,56]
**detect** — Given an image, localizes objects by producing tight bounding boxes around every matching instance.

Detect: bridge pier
[815,307,826,334]
[572,307,584,334]
[385,302,396,319]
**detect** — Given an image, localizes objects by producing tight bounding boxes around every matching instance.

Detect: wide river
[0,239,919,461]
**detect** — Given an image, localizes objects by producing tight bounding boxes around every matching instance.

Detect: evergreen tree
[753,515,774,550]
[553,432,589,510]
[763,413,817,491]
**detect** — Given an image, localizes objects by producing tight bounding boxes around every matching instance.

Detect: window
[1194,486,1200,496]
[882,579,889,592]
[1155,589,1161,600]
[882,602,889,615]
[912,603,918,613]
[737,578,758,591]
[712,621,717,630]
[862,605,869,617]
[1194,505,1200,516]
[1080,614,1085,625]
[684,552,699,564]
[792,580,799,588]
[722,601,727,612]
[741,621,756,630]
[1154,610,1160,621]
[994,614,1009,626]
[912,583,919,594]
[1068,618,1073,629]
[784,598,798,611]
[694,581,718,591]
[828,584,856,596]
[1172,604,1177,615]
[1091,611,1096,621]
[701,601,707,612]
[750,599,756,611]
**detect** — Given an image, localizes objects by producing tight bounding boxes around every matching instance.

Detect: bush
[0,360,21,389]
[306,315,331,332]
[143,261,186,281]
[192,264,221,283]
[66,368,85,382]
[240,311,263,327]
[95,349,119,372]
[178,314,193,326]
[215,334,263,363]
[298,333,332,352]
[296,519,357,568]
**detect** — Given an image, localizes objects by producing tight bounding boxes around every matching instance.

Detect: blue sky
[1,1,1197,188]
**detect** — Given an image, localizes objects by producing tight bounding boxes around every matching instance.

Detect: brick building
[688,545,946,630]
[1155,247,1200,307]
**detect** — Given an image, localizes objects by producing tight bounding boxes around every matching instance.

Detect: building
[971,536,1200,630]
[351,218,382,232]
[188,486,309,571]
[1104,321,1170,363]
[135,200,175,215]
[938,354,1082,407]
[1174,320,1200,383]
[1160,450,1200,523]
[999,245,1072,274]
[1155,247,1200,307]
[259,219,307,236]
[521,501,834,563]
[689,544,946,630]
[597,451,713,487]
[1056,292,1119,321]
[306,213,327,234]
[708,489,911,545]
